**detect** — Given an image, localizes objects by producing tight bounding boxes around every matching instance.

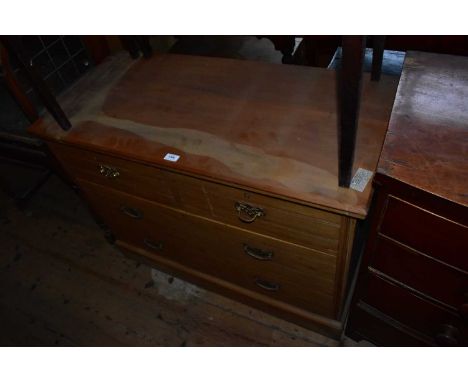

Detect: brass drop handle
[120,205,143,219]
[435,324,460,346]
[98,164,120,179]
[255,278,280,292]
[243,244,273,261]
[235,201,265,223]
[143,238,164,251]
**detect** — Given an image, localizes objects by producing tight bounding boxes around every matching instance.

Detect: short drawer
[52,143,345,254]
[201,181,343,255]
[379,196,468,271]
[365,272,468,346]
[78,179,338,317]
[50,143,182,208]
[370,237,468,311]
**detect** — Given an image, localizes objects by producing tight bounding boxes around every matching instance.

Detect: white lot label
[350,168,373,192]
[163,153,180,162]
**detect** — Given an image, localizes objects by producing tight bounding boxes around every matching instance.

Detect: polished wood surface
[379,51,468,207]
[380,195,468,272]
[50,143,343,254]
[346,51,468,346]
[348,177,468,346]
[48,136,358,330]
[370,236,468,310]
[78,179,338,318]
[27,51,389,336]
[30,52,399,218]
[366,272,467,346]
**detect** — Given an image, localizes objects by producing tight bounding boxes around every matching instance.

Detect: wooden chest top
[379,51,468,207]
[29,52,398,218]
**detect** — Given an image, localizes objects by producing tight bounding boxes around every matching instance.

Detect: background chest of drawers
[346,52,468,346]
[29,52,398,337]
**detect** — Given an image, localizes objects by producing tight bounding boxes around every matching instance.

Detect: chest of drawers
[29,52,398,337]
[346,52,468,345]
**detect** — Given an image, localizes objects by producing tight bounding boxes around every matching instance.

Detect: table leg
[371,36,386,81]
[338,36,366,187]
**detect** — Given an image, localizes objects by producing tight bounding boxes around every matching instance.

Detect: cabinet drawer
[78,179,337,317]
[380,196,468,271]
[52,143,345,253]
[365,272,468,346]
[370,237,468,310]
[202,182,342,255]
[50,143,182,208]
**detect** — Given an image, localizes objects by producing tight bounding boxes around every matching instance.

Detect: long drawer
[366,272,468,346]
[380,196,468,271]
[369,236,468,310]
[51,143,343,254]
[78,179,338,317]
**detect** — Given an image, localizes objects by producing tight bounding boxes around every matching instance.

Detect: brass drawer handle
[143,238,164,251]
[120,205,143,219]
[98,164,120,179]
[255,278,280,292]
[243,244,273,261]
[235,201,265,223]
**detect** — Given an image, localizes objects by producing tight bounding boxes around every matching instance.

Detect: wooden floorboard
[0,171,340,346]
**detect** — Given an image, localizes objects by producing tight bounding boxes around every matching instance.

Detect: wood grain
[0,175,338,346]
[370,236,468,310]
[379,51,468,207]
[347,51,468,346]
[50,142,343,254]
[30,52,399,218]
[365,272,467,345]
[77,179,338,318]
[380,196,468,272]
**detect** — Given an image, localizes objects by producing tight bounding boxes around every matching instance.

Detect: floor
[0,168,358,346]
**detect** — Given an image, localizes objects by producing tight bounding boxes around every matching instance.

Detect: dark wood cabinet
[346,51,468,346]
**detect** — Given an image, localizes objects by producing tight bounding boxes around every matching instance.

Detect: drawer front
[50,143,183,209]
[380,196,468,271]
[370,237,468,310]
[365,272,468,346]
[202,182,342,255]
[52,143,344,253]
[347,303,428,346]
[78,179,337,317]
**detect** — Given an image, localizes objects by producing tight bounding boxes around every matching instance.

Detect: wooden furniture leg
[135,36,152,58]
[0,46,38,123]
[371,36,386,81]
[338,36,366,187]
[120,36,140,59]
[120,36,152,59]
[0,36,71,131]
